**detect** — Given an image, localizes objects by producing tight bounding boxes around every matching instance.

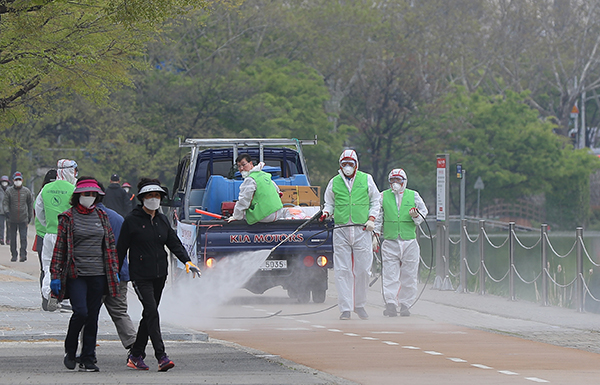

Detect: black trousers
[131,275,168,360]
[8,221,27,260]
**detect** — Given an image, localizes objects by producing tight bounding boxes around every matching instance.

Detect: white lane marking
[402,346,420,350]
[276,328,310,331]
[447,358,467,363]
[498,370,519,375]
[253,308,266,312]
[213,328,249,332]
[371,331,405,334]
[255,354,279,358]
[471,364,493,369]
[382,341,399,346]
[328,329,342,332]
[296,319,311,324]
[424,351,443,356]
[311,325,326,328]
[362,337,379,340]
[344,333,360,337]
[432,331,467,334]
[282,316,296,320]
[525,378,549,383]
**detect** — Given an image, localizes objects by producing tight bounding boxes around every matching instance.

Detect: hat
[12,172,23,180]
[0,175,9,182]
[110,174,120,182]
[122,182,131,188]
[73,179,105,195]
[138,184,166,196]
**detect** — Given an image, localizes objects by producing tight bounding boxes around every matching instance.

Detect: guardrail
[417,219,600,313]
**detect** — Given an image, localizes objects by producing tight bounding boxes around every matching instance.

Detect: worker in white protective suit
[35,159,77,311]
[227,153,286,224]
[321,150,380,320]
[374,168,427,317]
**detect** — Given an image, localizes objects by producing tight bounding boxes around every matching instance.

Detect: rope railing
[427,220,599,314]
[511,229,541,250]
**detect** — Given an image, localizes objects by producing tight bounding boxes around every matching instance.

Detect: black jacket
[103,183,131,217]
[117,206,190,281]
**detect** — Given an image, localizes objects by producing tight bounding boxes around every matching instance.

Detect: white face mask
[1,182,8,188]
[13,180,22,187]
[123,187,130,193]
[391,182,405,193]
[241,170,250,178]
[342,166,355,177]
[143,197,161,211]
[79,196,96,208]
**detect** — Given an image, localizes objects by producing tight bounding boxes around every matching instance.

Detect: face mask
[79,196,96,208]
[391,183,404,192]
[123,187,130,193]
[143,197,161,211]
[13,180,22,187]
[342,166,354,177]
[1,182,8,187]
[241,170,250,178]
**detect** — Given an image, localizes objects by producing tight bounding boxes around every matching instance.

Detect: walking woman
[117,178,200,372]
[49,177,120,372]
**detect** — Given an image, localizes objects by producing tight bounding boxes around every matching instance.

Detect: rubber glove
[409,207,420,218]
[319,211,330,222]
[364,219,375,232]
[185,261,201,278]
[227,216,236,223]
[50,279,61,295]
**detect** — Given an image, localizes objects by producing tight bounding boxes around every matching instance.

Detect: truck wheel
[296,289,310,304]
[311,289,326,303]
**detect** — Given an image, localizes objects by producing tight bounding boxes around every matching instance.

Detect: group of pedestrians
[4,159,201,373]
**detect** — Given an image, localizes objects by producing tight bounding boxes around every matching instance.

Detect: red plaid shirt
[49,205,120,300]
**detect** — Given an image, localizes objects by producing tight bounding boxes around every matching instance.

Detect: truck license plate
[260,260,287,270]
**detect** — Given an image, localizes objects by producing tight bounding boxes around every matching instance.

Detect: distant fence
[417,218,600,313]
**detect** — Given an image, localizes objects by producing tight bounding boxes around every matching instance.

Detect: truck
[168,138,333,303]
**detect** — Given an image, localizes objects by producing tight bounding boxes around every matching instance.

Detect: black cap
[110,174,119,182]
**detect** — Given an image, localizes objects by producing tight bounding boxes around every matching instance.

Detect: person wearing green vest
[322,149,381,320]
[227,153,285,225]
[35,159,78,312]
[374,168,428,317]
[34,169,57,295]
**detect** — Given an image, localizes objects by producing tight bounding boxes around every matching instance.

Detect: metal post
[541,224,549,306]
[458,219,467,293]
[442,223,454,291]
[460,170,466,220]
[576,227,584,313]
[509,222,516,301]
[479,220,485,295]
[433,221,444,289]
[416,224,422,283]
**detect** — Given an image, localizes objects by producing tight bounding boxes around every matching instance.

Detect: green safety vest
[246,171,283,225]
[35,216,46,238]
[332,171,370,225]
[41,180,75,234]
[382,188,416,240]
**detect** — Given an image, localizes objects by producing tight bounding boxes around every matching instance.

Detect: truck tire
[311,289,326,304]
[296,289,310,304]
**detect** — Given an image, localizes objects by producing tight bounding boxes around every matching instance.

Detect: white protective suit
[230,162,286,222]
[374,172,428,309]
[323,166,380,313]
[35,159,77,302]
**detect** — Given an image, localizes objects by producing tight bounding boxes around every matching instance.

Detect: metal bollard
[576,227,584,313]
[459,219,467,293]
[541,224,549,306]
[509,222,516,301]
[479,220,485,295]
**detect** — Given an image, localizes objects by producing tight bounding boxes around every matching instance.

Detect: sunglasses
[81,191,98,197]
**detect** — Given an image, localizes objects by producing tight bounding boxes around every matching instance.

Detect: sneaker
[354,307,369,320]
[400,304,411,317]
[59,302,72,312]
[339,311,351,320]
[383,303,398,317]
[19,257,26,262]
[47,297,58,312]
[158,355,175,372]
[64,353,77,370]
[79,361,99,372]
[10,257,16,262]
[127,354,149,370]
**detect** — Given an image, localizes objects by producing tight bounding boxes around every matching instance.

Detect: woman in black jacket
[117,178,200,372]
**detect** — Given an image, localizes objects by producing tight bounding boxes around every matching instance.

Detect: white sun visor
[138,184,166,195]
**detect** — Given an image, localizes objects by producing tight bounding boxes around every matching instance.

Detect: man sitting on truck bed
[227,153,286,225]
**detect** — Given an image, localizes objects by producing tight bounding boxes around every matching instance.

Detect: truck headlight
[316,255,328,267]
